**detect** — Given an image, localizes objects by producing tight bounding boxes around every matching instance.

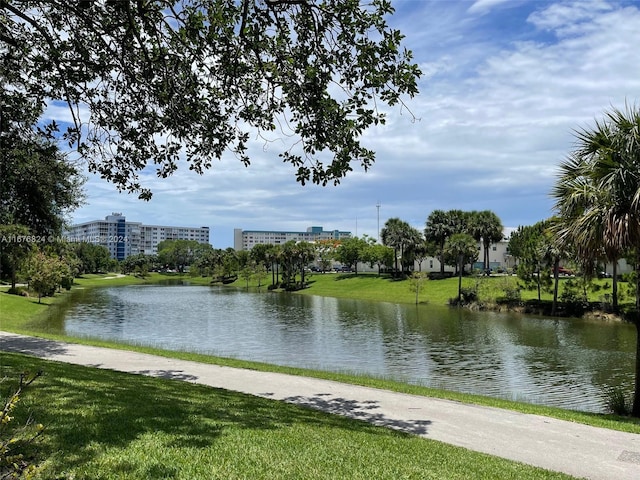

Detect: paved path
[2,331,640,480]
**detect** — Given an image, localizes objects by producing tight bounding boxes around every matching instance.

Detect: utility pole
[376,201,381,243]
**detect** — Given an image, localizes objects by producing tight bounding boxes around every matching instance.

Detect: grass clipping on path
[1,353,574,480]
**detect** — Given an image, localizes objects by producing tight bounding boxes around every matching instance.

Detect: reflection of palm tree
[551,104,640,416]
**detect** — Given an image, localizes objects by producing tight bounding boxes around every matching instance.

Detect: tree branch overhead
[0,0,420,198]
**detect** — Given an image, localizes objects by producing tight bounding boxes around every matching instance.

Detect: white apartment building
[234,226,351,251]
[66,213,210,260]
[416,232,514,273]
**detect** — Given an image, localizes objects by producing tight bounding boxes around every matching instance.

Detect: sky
[58,0,640,248]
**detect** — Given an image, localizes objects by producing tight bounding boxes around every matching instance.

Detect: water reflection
[53,285,636,413]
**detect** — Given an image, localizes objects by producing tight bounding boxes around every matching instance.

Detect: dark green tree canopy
[1,0,420,199]
[0,88,85,237]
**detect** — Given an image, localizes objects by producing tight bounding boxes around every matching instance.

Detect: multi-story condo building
[66,213,210,260]
[234,226,351,251]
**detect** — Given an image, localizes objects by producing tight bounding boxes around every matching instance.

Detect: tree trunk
[551,256,559,316]
[612,262,618,312]
[633,320,640,417]
[484,244,489,270]
[633,253,640,417]
[457,255,463,303]
[11,263,17,290]
[394,248,399,276]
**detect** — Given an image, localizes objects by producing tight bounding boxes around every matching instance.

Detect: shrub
[602,386,633,416]
[559,279,587,304]
[7,287,28,297]
[460,287,477,303]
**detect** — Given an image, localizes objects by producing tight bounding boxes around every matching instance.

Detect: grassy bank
[1,352,577,480]
[291,271,625,307]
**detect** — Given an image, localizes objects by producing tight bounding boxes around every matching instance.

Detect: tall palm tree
[552,139,623,310]
[381,217,411,276]
[551,103,640,416]
[425,209,467,274]
[469,210,504,271]
[443,233,478,303]
[401,226,423,273]
[425,210,449,275]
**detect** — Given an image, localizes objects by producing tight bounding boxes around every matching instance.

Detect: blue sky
[59,0,640,248]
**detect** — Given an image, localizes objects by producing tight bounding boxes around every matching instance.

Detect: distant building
[66,213,210,260]
[234,226,351,251]
[416,231,514,273]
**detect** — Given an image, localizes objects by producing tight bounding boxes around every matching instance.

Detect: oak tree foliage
[1,0,421,199]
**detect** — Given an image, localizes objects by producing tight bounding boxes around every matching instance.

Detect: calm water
[55,284,636,413]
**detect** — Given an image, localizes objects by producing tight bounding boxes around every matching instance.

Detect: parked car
[556,266,574,276]
[598,271,613,278]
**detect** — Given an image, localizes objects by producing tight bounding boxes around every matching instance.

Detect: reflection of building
[66,213,210,260]
[234,226,351,251]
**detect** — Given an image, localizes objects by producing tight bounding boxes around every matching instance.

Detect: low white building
[415,233,514,274]
[66,213,210,260]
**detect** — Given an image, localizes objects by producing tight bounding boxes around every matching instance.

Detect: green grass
[287,271,626,307]
[1,353,577,480]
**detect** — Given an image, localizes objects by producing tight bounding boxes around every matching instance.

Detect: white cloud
[468,0,514,15]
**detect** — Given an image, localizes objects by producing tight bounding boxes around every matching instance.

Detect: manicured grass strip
[2,353,576,480]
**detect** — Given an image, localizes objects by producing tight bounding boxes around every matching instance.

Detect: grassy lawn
[288,271,625,307]
[2,353,576,480]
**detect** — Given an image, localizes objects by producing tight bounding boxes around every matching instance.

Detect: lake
[54,284,636,413]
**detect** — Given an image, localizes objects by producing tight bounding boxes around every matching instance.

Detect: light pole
[376,201,381,243]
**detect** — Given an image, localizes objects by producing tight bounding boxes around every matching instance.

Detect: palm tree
[469,210,503,272]
[401,226,423,273]
[425,210,449,275]
[381,218,411,276]
[443,233,478,303]
[552,145,623,310]
[425,209,467,275]
[551,103,640,416]
[539,218,570,316]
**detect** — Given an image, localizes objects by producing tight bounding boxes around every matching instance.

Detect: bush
[559,279,587,304]
[7,286,28,297]
[602,386,633,416]
[60,276,74,290]
[460,287,477,303]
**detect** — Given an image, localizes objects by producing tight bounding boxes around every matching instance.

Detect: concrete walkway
[1,331,639,480]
